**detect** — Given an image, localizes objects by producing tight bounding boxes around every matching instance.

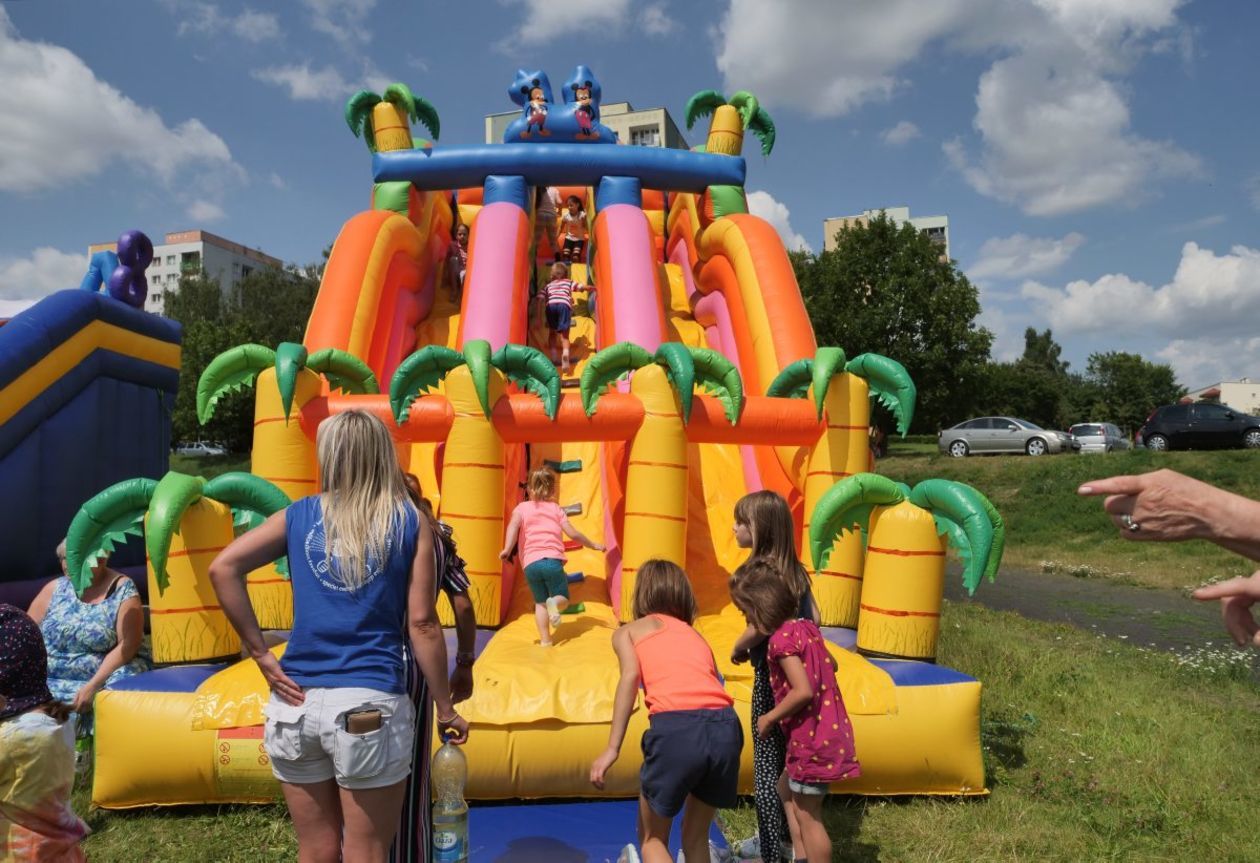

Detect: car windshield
[1012,419,1043,430]
[1072,424,1104,436]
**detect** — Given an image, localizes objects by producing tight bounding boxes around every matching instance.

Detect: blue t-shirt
[280,495,419,693]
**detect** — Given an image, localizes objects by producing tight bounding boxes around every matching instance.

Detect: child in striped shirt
[542,261,578,373]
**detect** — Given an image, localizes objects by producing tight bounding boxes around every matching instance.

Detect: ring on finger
[1120,513,1141,532]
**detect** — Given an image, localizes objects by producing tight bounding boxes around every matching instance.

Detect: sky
[1,0,1257,391]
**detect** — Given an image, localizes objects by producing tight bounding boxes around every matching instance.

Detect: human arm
[26,579,56,625]
[408,522,468,743]
[209,512,305,705]
[72,583,145,713]
[1078,470,1260,560]
[561,517,605,552]
[730,623,765,664]
[447,589,477,703]
[499,509,521,560]
[590,625,641,789]
[755,654,813,739]
[1193,572,1260,647]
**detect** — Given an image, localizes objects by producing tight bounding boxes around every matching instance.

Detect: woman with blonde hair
[211,410,467,863]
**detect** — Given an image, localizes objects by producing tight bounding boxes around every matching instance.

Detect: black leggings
[751,661,790,862]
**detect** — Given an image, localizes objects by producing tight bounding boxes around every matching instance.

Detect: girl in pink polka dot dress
[731,558,859,863]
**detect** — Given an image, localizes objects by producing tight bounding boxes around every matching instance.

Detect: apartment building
[823,206,950,259]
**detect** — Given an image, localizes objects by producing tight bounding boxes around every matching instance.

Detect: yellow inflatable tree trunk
[147,498,239,663]
[372,101,413,152]
[804,373,871,627]
[856,501,946,661]
[620,364,688,620]
[439,364,507,625]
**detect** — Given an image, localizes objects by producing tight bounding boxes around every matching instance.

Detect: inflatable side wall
[0,291,180,604]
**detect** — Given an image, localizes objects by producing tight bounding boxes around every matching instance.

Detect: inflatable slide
[86,70,1000,809]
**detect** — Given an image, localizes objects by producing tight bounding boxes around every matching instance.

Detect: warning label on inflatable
[214,726,280,799]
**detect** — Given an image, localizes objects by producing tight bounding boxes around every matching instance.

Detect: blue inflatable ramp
[467,799,728,861]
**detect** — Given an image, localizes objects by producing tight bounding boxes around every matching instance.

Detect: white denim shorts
[263,688,415,790]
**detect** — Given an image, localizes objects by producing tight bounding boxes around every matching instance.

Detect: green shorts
[524,558,569,604]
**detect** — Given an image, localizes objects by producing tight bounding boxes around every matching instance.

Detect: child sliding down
[590,560,743,863]
[500,467,604,646]
[731,559,860,863]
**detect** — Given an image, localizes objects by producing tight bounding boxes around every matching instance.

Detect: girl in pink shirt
[500,468,604,645]
[731,559,860,863]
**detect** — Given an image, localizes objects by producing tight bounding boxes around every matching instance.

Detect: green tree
[975,329,1078,428]
[165,265,320,452]
[1084,351,1184,434]
[798,213,993,433]
[1021,327,1069,375]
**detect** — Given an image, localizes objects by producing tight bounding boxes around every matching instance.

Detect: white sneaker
[731,836,762,861]
[546,597,562,627]
[617,844,642,863]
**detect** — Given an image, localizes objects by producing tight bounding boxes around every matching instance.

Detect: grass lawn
[77,602,1260,862]
[169,453,251,479]
[878,445,1260,591]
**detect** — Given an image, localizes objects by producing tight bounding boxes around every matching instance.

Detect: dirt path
[943,563,1260,678]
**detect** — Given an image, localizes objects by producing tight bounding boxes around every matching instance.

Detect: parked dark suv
[1136,404,1260,451]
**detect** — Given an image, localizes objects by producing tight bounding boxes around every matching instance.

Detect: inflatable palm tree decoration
[684,90,776,157]
[64,471,292,661]
[345,83,440,153]
[198,342,379,425]
[390,340,562,421]
[579,341,744,423]
[767,349,916,435]
[808,473,1004,660]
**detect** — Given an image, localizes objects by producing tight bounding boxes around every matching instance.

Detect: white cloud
[1246,173,1260,211]
[0,247,87,302]
[252,62,389,101]
[1163,213,1225,234]
[187,199,226,222]
[945,53,1200,216]
[302,0,376,48]
[267,172,287,190]
[499,0,672,47]
[746,190,811,253]
[0,8,238,194]
[880,121,920,146]
[1022,242,1260,342]
[170,2,280,42]
[976,302,1023,363]
[713,0,1198,215]
[1156,336,1260,390]
[640,4,678,36]
[252,63,350,100]
[969,232,1084,281]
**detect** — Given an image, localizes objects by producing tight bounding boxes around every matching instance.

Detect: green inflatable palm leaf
[389,345,466,423]
[808,473,905,571]
[204,472,293,578]
[684,90,727,130]
[579,342,654,416]
[64,478,158,594]
[492,343,561,420]
[307,348,380,395]
[767,358,812,400]
[146,472,207,595]
[197,344,277,424]
[690,347,743,424]
[908,479,1001,595]
[653,343,697,422]
[462,339,494,417]
[845,353,916,436]
[345,90,382,152]
[766,348,845,419]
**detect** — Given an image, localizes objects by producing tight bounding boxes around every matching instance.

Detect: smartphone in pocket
[344,708,383,734]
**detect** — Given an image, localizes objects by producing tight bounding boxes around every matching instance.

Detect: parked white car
[175,441,228,457]
[1069,423,1131,454]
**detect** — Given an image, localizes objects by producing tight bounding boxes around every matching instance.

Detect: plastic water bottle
[431,735,468,863]
[73,716,92,785]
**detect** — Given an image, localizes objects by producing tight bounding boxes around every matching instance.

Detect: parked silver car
[1069,422,1131,453]
[938,417,1080,457]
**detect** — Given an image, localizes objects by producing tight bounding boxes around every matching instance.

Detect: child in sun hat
[0,603,90,861]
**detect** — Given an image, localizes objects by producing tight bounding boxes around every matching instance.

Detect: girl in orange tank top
[589,561,743,863]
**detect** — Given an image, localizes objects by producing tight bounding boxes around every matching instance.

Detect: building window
[166,255,176,266]
[241,265,253,279]
[629,126,660,147]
